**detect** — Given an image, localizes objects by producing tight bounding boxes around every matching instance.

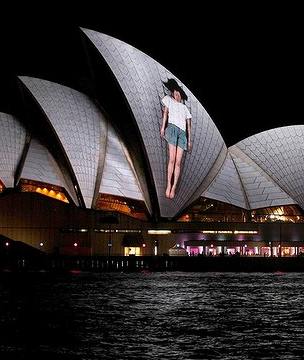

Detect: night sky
[0,5,302,147]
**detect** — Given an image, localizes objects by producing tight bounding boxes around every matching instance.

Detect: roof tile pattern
[82,29,226,218]
[234,126,304,209]
[100,124,144,201]
[0,112,26,187]
[19,76,105,208]
[203,153,248,209]
[21,138,78,204]
[230,145,295,209]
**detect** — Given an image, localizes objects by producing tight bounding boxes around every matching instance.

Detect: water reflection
[1,272,304,359]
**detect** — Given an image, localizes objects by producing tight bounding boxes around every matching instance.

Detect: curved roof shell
[1,31,303,219]
[81,29,227,218]
[1,78,148,212]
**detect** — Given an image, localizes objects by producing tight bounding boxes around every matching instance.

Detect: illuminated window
[234,230,258,234]
[178,198,304,223]
[148,230,171,235]
[201,230,234,234]
[252,205,304,223]
[61,228,89,233]
[95,193,148,220]
[178,198,245,222]
[0,179,4,193]
[20,179,69,203]
[124,247,142,256]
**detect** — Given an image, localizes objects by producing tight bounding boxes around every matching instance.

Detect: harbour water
[1,271,304,359]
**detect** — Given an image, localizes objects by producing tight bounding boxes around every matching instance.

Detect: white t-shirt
[161,95,192,131]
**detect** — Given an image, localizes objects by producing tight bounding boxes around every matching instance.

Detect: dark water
[1,272,304,359]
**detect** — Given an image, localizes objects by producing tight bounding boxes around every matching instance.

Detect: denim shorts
[165,123,187,150]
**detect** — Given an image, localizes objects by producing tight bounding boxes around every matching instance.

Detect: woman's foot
[165,185,171,198]
[169,186,176,199]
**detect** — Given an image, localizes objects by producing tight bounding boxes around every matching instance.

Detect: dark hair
[163,78,188,101]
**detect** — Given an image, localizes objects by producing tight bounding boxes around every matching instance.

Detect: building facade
[1,29,304,257]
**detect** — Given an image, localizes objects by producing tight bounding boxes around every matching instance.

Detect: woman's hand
[161,107,168,138]
[160,127,165,138]
[188,140,192,152]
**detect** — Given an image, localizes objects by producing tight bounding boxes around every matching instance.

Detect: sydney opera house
[1,28,304,258]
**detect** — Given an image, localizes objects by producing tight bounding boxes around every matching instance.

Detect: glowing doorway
[124,247,142,256]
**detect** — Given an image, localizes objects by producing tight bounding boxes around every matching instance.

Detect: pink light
[70,270,81,274]
[73,242,78,247]
[142,243,146,247]
[5,242,9,246]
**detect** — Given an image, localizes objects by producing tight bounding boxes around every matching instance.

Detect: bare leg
[166,144,177,198]
[170,147,184,199]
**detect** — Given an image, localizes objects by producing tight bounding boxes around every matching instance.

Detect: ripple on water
[1,272,304,359]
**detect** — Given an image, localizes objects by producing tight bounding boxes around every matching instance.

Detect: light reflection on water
[1,272,304,359]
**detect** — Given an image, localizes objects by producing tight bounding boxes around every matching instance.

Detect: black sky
[0,5,302,146]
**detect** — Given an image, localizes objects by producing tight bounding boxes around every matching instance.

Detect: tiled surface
[230,145,295,209]
[21,138,78,204]
[234,126,304,209]
[203,153,248,209]
[3,42,303,216]
[19,76,105,208]
[19,77,148,210]
[0,112,26,187]
[100,123,144,201]
[82,29,226,218]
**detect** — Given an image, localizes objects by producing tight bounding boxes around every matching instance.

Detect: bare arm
[186,118,192,151]
[160,106,168,138]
